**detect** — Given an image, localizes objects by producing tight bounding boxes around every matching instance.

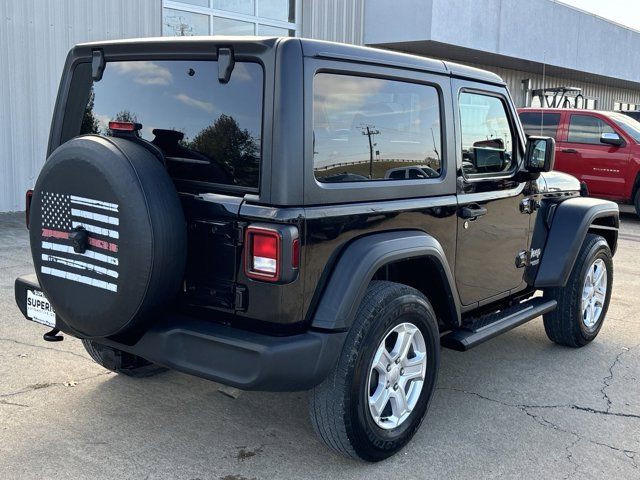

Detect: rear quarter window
[69,60,263,190]
[312,73,442,183]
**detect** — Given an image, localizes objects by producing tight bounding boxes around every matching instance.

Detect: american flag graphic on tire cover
[40,192,119,293]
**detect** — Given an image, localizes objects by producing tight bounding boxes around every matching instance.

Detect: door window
[567,115,615,145]
[313,73,442,183]
[459,92,515,176]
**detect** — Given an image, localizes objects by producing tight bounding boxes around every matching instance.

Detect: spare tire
[29,135,187,338]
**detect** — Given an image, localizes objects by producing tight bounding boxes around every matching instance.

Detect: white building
[2,0,640,211]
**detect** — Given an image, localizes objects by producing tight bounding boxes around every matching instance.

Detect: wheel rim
[366,322,427,430]
[582,258,608,330]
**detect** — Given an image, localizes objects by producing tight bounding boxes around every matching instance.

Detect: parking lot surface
[1,211,639,480]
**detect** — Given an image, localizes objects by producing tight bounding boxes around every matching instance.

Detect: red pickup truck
[519,108,640,215]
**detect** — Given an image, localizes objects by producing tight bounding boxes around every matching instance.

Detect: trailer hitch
[43,328,63,342]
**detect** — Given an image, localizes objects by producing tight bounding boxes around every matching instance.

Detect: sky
[557,0,640,31]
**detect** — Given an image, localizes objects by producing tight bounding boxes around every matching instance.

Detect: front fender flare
[311,230,461,330]
[535,197,618,288]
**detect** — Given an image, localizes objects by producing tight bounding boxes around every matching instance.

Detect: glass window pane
[519,112,561,139]
[172,0,210,6]
[459,92,515,176]
[77,60,263,188]
[259,0,295,22]
[567,115,614,144]
[212,16,255,35]
[313,73,442,183]
[163,8,210,36]
[257,24,293,36]
[212,0,254,15]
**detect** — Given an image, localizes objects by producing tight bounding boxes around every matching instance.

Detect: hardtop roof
[74,36,505,85]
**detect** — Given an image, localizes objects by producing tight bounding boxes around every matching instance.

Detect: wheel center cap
[389,365,401,384]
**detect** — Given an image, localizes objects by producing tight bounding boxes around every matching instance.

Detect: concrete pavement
[1,211,638,479]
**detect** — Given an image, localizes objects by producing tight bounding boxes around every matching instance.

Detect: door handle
[561,148,578,154]
[459,205,488,220]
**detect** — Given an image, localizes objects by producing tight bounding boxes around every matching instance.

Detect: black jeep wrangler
[15,37,619,461]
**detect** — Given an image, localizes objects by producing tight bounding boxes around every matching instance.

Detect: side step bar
[441,297,557,351]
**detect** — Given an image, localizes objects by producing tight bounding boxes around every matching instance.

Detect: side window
[519,112,561,139]
[313,73,442,183]
[567,115,615,144]
[459,92,515,176]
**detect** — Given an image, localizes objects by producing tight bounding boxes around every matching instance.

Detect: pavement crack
[0,337,92,362]
[601,350,625,413]
[0,372,111,399]
[440,386,640,470]
[0,399,30,407]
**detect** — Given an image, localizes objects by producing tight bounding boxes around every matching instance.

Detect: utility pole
[361,124,380,179]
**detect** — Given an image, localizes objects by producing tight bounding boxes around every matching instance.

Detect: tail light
[245,225,300,283]
[108,121,142,132]
[246,227,281,281]
[25,190,33,229]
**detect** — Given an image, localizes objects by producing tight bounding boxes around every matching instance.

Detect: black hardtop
[74,36,505,85]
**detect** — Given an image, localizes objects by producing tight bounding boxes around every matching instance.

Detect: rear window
[519,112,561,139]
[65,60,263,190]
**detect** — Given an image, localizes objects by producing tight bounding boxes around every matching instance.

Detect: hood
[539,171,581,193]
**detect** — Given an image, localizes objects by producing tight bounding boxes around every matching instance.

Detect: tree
[80,88,100,134]
[187,114,260,186]
[114,110,138,123]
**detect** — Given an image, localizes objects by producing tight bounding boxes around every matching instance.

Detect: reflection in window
[567,115,615,144]
[259,0,295,22]
[212,16,255,35]
[163,8,210,36]
[519,112,561,139]
[213,0,255,15]
[164,0,297,38]
[459,92,514,175]
[79,60,263,188]
[313,74,442,183]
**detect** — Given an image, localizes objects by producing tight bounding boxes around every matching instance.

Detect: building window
[163,0,298,37]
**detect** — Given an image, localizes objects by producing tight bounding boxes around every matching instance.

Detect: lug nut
[393,383,398,391]
[386,364,391,372]
[400,368,405,375]
[395,358,400,364]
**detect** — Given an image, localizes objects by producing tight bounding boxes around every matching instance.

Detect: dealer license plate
[26,289,56,328]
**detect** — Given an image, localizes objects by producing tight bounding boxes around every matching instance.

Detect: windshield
[610,113,640,143]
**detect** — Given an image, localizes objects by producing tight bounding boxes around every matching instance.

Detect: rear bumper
[15,274,346,391]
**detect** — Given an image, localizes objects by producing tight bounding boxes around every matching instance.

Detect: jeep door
[556,113,630,201]
[453,81,531,307]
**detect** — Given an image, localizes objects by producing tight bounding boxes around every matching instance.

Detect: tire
[82,339,167,377]
[29,135,187,338]
[310,281,440,461]
[543,233,613,347]
[634,189,640,217]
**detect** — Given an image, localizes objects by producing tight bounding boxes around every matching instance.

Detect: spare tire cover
[29,135,187,338]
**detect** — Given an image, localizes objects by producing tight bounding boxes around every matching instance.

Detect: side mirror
[524,136,555,173]
[600,132,624,147]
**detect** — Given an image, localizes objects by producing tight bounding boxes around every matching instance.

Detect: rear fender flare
[535,197,618,288]
[311,231,461,330]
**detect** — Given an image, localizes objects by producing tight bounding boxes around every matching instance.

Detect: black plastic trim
[535,197,619,288]
[441,298,557,351]
[15,274,345,392]
[311,230,461,330]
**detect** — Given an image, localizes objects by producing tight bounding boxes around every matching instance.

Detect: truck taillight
[246,227,281,281]
[25,190,33,229]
